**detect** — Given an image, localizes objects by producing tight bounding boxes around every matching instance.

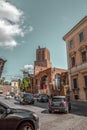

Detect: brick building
[63,16,87,100]
[0,57,7,94]
[34,46,69,96]
[0,57,7,77]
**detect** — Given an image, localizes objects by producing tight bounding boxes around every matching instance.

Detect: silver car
[48,96,71,113]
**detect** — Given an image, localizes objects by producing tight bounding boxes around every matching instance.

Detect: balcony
[69,62,87,73]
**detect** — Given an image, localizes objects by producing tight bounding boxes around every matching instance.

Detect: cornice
[63,16,87,41]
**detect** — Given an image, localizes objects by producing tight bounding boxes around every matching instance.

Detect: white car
[5,94,12,99]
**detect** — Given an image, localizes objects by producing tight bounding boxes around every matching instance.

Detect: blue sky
[0,0,87,81]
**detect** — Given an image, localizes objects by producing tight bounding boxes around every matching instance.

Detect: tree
[0,77,5,85]
[20,76,31,92]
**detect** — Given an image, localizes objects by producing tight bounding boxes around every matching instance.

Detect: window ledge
[72,88,80,91]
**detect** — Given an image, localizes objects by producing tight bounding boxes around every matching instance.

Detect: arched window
[55,74,61,90]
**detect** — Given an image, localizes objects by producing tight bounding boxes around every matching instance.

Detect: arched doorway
[40,75,48,94]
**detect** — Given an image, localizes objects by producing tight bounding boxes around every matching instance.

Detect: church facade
[33,46,69,96]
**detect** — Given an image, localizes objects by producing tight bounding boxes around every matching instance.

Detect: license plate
[54,103,60,106]
[54,109,59,111]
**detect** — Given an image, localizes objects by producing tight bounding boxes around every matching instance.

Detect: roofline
[0,57,7,62]
[63,16,87,41]
[52,67,68,71]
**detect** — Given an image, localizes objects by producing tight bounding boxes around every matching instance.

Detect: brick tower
[34,46,52,75]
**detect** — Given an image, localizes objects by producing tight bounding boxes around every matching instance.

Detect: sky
[0,0,87,81]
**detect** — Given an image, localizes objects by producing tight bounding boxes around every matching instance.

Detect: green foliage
[0,77,5,85]
[20,76,31,92]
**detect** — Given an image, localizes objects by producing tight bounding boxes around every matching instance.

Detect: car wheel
[65,108,69,114]
[32,101,34,104]
[18,122,34,130]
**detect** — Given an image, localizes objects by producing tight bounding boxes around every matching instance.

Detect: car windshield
[52,98,65,102]
[24,93,33,97]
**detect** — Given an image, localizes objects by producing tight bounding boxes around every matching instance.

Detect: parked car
[19,93,35,105]
[37,94,49,102]
[48,96,71,113]
[0,101,39,130]
[5,94,12,99]
[14,94,21,101]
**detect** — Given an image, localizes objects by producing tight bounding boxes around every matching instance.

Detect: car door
[0,105,16,130]
[0,105,7,130]
[5,114,17,130]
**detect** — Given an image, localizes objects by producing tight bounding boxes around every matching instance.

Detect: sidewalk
[71,100,87,107]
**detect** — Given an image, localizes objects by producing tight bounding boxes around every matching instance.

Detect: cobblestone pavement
[27,105,87,130]
[39,113,87,130]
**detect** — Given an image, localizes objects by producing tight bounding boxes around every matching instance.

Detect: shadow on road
[41,109,48,114]
[41,109,67,115]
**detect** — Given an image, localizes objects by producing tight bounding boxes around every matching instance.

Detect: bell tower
[34,46,52,75]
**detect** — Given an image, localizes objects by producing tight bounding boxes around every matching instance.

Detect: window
[84,75,87,87]
[37,51,41,61]
[74,95,79,100]
[81,51,86,62]
[70,40,74,48]
[73,78,78,89]
[79,32,84,42]
[42,50,44,60]
[14,82,16,86]
[71,56,75,67]
[55,74,61,90]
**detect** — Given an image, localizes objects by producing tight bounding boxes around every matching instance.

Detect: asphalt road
[34,99,87,116]
[0,95,87,130]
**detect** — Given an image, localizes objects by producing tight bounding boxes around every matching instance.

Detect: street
[0,96,87,130]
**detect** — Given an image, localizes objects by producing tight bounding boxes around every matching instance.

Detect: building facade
[63,16,87,101]
[34,46,69,96]
[11,79,20,94]
[0,57,7,77]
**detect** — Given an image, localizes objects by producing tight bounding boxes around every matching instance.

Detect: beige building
[63,16,87,101]
[11,80,20,94]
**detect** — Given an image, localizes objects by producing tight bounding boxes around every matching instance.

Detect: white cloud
[23,64,34,73]
[23,25,34,34]
[0,0,24,49]
[24,64,34,70]
[0,0,23,23]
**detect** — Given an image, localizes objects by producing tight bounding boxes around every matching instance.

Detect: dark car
[37,94,49,102]
[19,93,35,105]
[0,101,39,130]
[48,96,71,113]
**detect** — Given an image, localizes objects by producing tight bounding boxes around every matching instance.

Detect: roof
[63,16,87,40]
[0,57,7,62]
